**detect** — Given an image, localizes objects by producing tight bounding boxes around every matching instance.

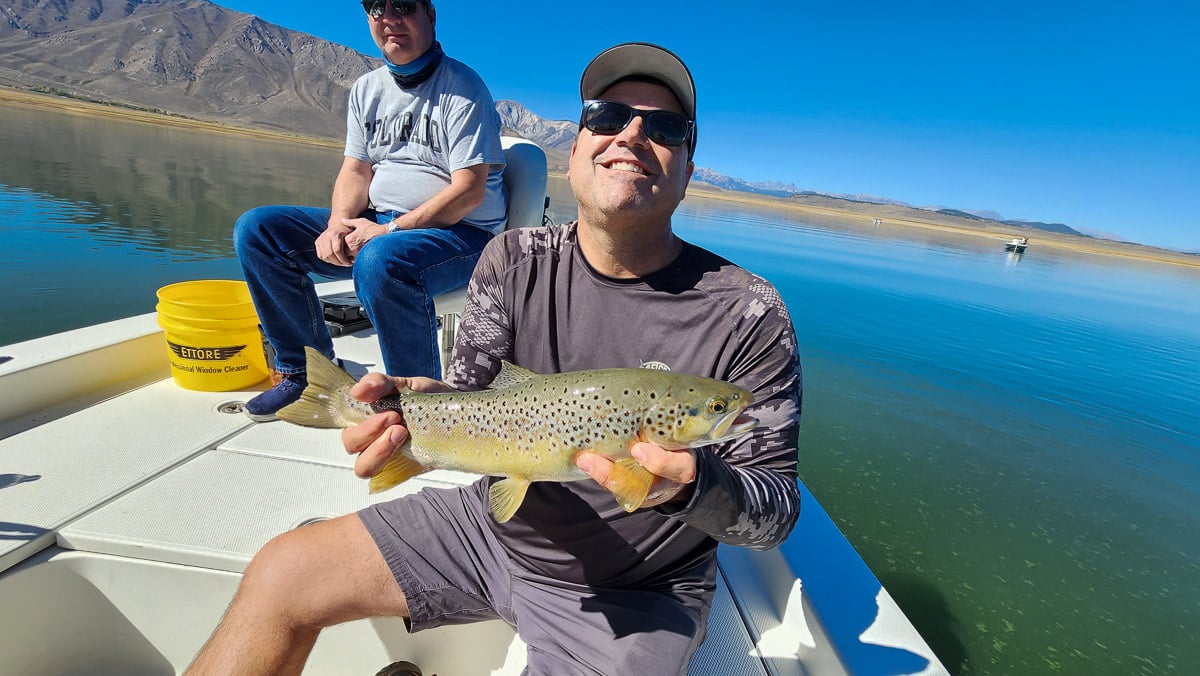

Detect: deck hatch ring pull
[217,401,246,415]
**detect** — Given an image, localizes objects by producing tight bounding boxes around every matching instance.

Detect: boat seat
[499,136,549,231]
[324,137,547,343]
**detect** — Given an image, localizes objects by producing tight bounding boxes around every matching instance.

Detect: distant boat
[1005,236,1028,252]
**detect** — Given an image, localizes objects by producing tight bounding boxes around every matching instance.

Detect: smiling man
[188,43,801,676]
[233,0,506,422]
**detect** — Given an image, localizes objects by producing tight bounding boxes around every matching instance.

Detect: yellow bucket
[156,280,270,391]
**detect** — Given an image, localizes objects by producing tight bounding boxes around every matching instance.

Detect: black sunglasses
[580,100,694,149]
[361,0,420,19]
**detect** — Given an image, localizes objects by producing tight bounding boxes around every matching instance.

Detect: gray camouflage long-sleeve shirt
[445,222,802,587]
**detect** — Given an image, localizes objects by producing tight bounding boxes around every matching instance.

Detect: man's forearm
[329,159,374,227]
[387,163,490,231]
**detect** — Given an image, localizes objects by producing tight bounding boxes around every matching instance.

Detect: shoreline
[0,86,341,149]
[4,86,1196,270]
[683,185,1200,270]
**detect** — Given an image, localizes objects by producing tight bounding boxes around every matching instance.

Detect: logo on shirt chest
[365,112,442,152]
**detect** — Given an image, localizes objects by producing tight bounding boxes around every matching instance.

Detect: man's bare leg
[186,513,408,675]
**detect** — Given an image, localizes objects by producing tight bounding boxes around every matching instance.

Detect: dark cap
[579,42,696,120]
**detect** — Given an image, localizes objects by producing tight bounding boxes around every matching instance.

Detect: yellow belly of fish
[403,397,639,480]
[387,391,657,523]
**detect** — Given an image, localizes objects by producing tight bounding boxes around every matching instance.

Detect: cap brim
[579,42,695,119]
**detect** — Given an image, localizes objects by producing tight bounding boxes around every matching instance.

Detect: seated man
[188,42,801,675]
[235,0,506,421]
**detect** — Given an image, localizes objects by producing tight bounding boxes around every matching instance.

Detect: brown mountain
[0,0,372,139]
[0,0,578,162]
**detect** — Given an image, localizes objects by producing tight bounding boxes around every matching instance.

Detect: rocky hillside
[495,99,574,172]
[0,0,373,138]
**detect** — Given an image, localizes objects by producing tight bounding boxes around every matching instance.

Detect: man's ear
[566,141,578,179]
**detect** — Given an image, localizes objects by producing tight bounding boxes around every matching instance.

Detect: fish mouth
[695,411,759,446]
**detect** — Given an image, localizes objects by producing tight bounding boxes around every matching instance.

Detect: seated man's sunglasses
[361,0,420,19]
[580,100,694,148]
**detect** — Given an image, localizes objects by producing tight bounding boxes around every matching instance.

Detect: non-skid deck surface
[0,379,256,574]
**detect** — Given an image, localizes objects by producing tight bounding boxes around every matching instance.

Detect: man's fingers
[631,443,697,485]
[341,410,401,455]
[350,373,402,402]
[577,445,697,485]
[352,424,409,479]
[577,450,689,508]
[575,452,611,485]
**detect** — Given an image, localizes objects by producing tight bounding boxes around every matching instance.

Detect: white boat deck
[0,279,946,675]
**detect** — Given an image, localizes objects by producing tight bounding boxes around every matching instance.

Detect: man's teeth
[607,161,646,175]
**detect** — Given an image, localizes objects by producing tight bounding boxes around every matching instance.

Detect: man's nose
[614,113,651,148]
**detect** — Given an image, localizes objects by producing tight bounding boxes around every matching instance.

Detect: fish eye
[708,397,727,414]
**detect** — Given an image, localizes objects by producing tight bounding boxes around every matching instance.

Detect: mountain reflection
[1,101,342,259]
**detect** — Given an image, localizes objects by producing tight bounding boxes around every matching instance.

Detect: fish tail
[276,347,366,428]
[488,477,532,523]
[368,442,430,493]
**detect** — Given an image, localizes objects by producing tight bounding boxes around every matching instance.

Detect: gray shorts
[358,481,708,676]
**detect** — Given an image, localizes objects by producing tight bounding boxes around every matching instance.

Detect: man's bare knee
[188,515,406,675]
[235,528,330,628]
[241,514,408,629]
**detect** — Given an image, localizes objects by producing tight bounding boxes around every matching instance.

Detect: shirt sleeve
[440,74,505,172]
[343,76,370,163]
[444,233,513,390]
[657,285,803,550]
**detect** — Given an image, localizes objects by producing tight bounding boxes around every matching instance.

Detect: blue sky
[218,1,1200,252]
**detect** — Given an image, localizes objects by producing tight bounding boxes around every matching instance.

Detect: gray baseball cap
[579,42,696,120]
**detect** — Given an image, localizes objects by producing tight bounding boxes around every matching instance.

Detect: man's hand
[575,443,698,508]
[315,221,357,266]
[344,218,395,258]
[340,373,453,480]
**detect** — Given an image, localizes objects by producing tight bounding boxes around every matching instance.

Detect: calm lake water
[3,100,1198,675]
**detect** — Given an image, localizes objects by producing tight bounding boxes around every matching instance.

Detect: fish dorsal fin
[488,477,532,522]
[487,361,539,390]
[368,442,430,494]
[607,458,656,513]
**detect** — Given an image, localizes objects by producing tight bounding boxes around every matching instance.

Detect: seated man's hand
[576,443,698,508]
[340,373,453,480]
[316,221,358,267]
[343,218,391,258]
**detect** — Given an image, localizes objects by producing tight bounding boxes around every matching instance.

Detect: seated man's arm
[386,163,492,231]
[319,157,376,266]
[330,156,374,226]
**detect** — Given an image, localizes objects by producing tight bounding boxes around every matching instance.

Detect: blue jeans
[233,205,494,378]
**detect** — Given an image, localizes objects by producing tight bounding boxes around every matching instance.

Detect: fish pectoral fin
[488,478,532,523]
[368,444,430,494]
[607,458,656,512]
[487,361,539,390]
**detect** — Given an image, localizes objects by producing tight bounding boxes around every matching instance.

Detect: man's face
[368,1,436,66]
[568,80,694,223]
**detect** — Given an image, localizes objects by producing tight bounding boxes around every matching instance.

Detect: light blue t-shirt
[345,56,507,233]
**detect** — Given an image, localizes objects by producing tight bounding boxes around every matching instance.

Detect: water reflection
[1,100,344,343]
[1,102,342,260]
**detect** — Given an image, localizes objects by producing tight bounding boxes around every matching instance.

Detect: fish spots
[390,367,751,484]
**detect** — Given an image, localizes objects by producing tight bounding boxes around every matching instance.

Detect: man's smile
[599,159,650,176]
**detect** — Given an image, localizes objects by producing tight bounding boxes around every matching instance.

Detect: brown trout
[278,347,757,522]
